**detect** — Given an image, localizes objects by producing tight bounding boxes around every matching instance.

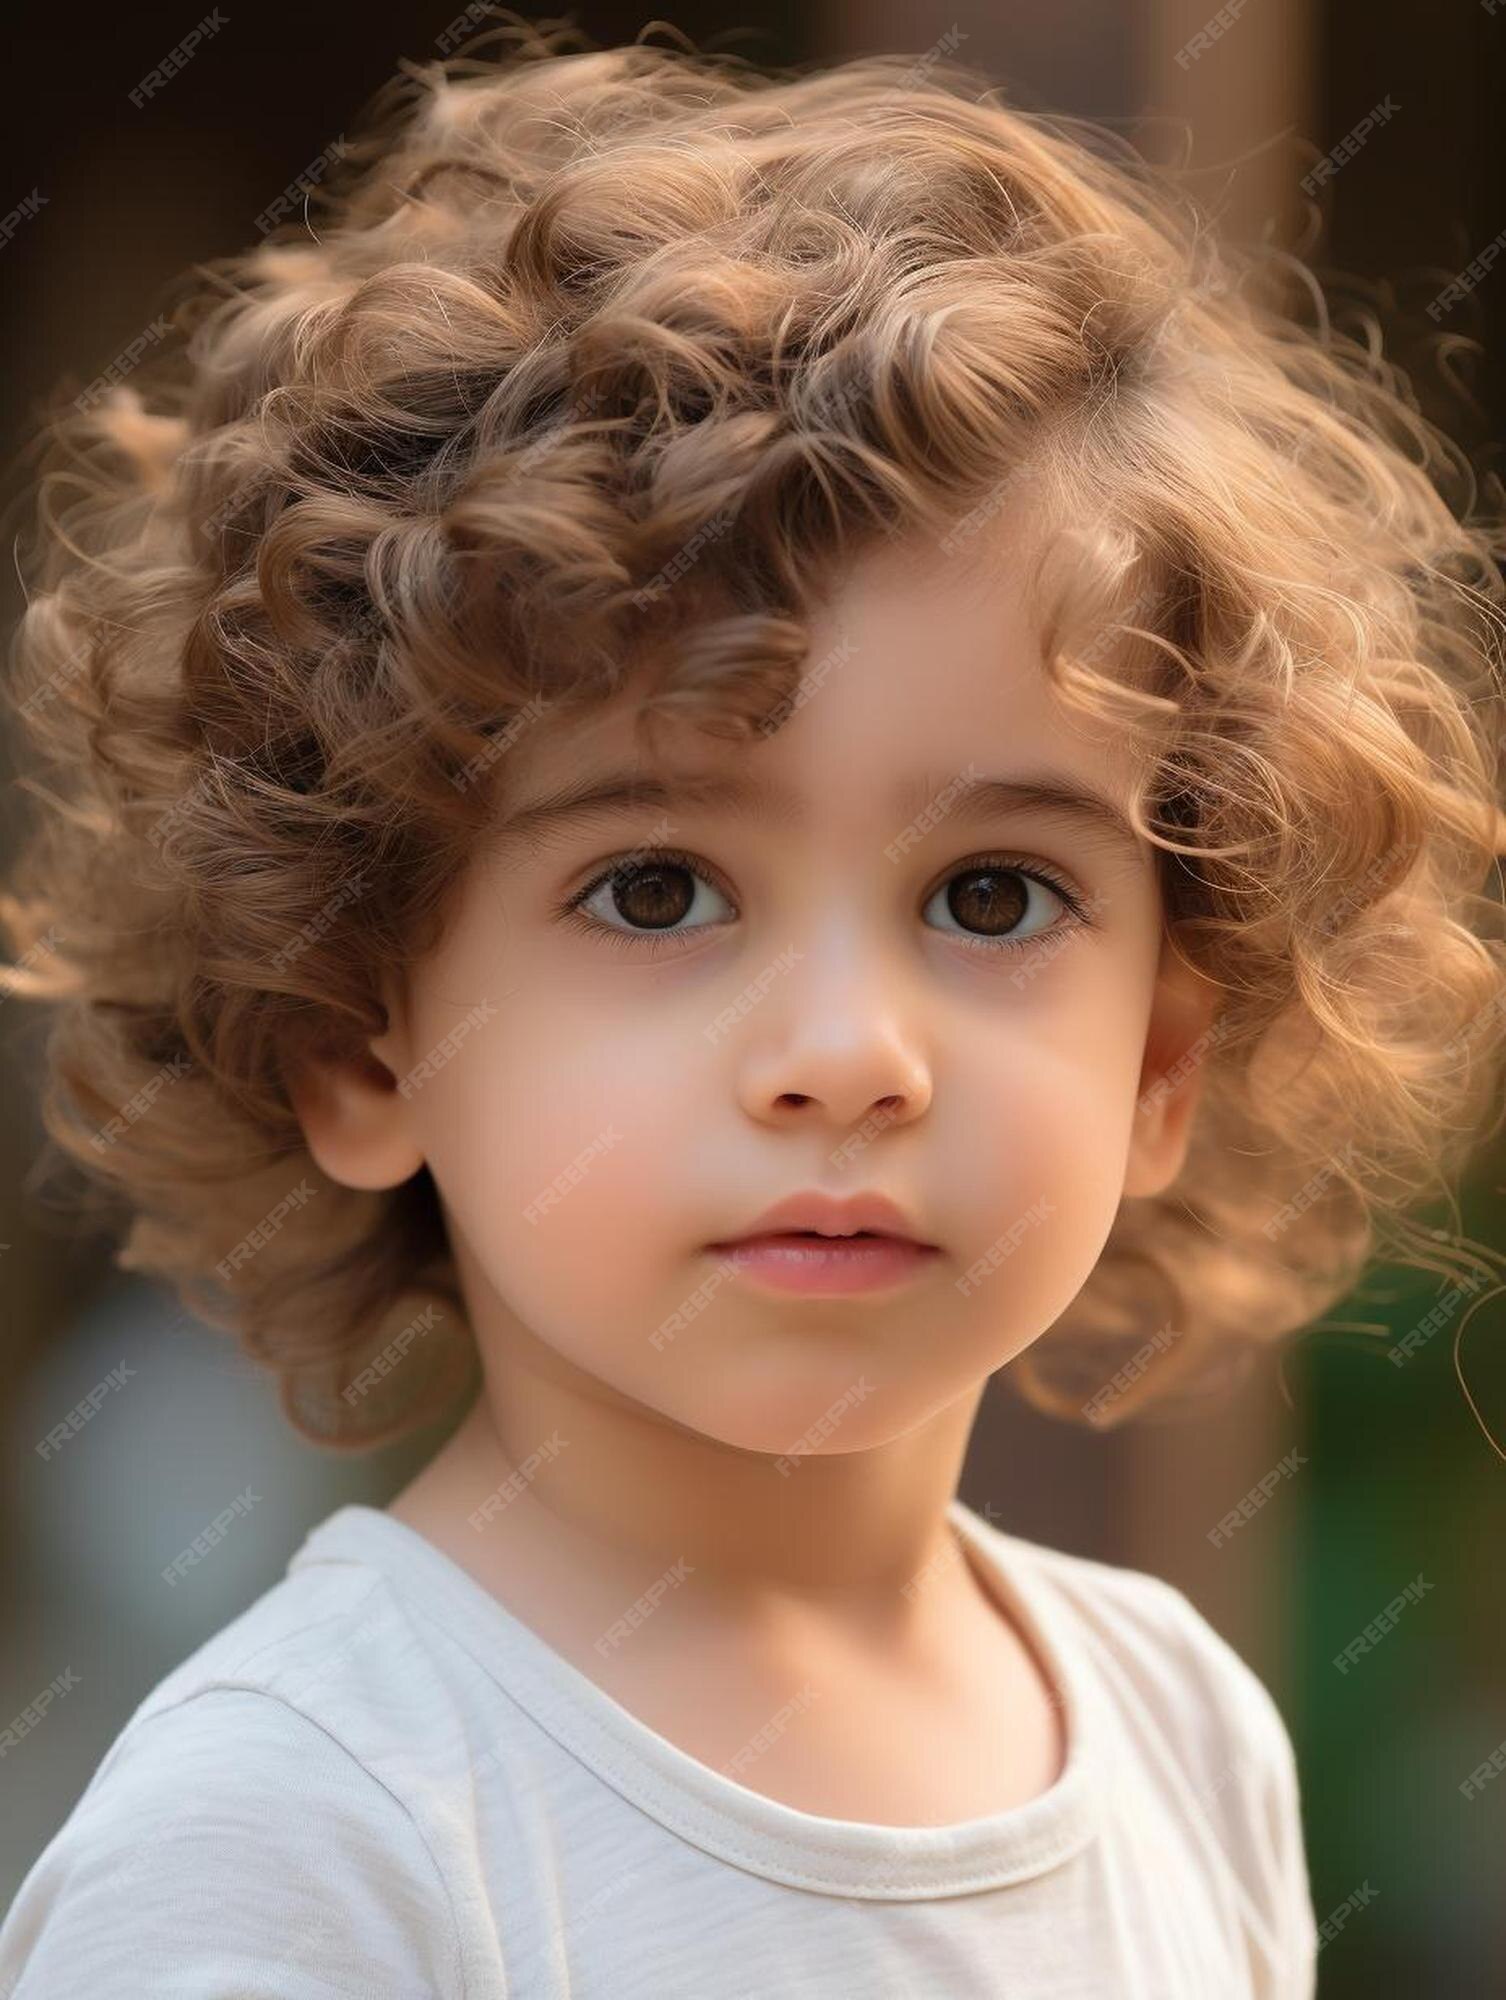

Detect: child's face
[297,524,1218,1453]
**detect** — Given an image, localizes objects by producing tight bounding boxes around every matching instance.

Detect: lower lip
[705,1233,940,1295]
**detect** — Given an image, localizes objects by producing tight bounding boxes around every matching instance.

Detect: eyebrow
[489,765,1146,863]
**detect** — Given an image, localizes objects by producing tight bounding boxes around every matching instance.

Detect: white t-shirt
[0,1497,1318,1998]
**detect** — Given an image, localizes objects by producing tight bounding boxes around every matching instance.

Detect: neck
[400,1312,986,1633]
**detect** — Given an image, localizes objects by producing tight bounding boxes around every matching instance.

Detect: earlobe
[286,975,426,1192]
[1124,936,1224,1201]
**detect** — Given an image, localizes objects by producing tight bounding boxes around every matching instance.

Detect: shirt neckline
[289,1495,1102,1900]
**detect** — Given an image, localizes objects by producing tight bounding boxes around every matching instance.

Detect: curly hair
[4,12,1506,1449]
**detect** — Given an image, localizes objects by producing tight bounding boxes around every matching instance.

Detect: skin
[290,513,1221,1825]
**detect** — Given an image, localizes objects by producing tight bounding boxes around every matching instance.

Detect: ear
[285,970,426,1192]
[1123,930,1224,1200]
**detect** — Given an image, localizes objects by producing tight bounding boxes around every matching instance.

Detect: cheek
[941,1000,1147,1331]
[405,993,708,1334]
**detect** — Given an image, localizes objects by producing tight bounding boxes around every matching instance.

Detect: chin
[640,1353,924,1462]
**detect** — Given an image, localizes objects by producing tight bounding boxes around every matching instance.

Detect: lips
[707,1229,940,1297]
[708,1189,934,1250]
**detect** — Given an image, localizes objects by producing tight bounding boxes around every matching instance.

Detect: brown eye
[573,854,734,935]
[604,861,695,930]
[943,868,1029,936]
[922,863,1073,948]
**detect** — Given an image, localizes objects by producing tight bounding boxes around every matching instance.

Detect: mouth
[705,1230,942,1296]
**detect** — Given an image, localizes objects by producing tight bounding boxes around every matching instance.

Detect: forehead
[497,520,1147,835]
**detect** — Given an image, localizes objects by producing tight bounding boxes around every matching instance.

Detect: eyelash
[553,845,1096,958]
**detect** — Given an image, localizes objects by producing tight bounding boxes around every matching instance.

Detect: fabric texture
[0,1496,1319,1997]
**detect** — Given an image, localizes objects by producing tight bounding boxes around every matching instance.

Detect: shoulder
[979,1517,1299,1785]
[965,1512,1318,1991]
[125,1533,469,1777]
[0,1586,468,1997]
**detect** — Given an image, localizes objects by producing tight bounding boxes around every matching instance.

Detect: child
[3,13,1504,1996]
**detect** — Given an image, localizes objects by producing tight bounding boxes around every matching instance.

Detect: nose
[734,965,933,1133]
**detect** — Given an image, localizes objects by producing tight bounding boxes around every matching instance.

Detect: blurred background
[1,2,1502,1991]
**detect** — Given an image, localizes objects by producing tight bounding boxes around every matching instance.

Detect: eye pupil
[611,862,695,930]
[949,867,1028,937]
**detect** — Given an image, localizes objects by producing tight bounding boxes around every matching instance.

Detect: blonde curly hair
[5,12,1505,1448]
